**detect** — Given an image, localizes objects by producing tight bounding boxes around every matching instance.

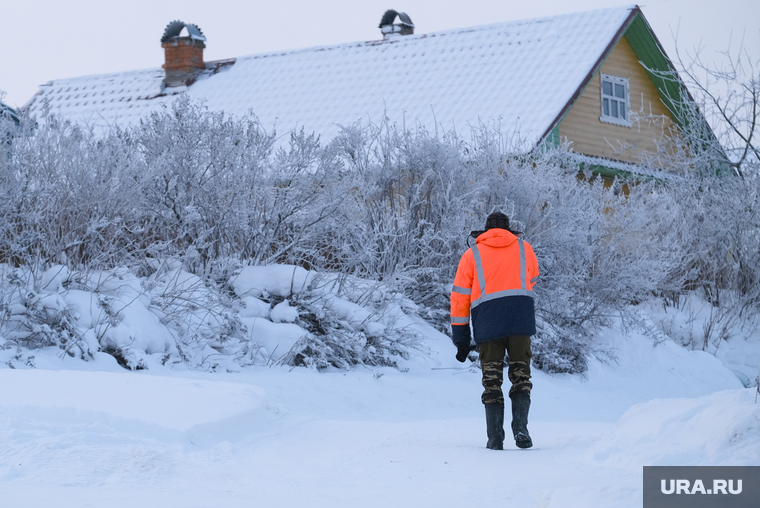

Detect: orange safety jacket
[450,228,539,344]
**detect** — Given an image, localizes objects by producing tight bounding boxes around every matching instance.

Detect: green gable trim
[622,14,688,130]
[546,125,560,148]
[579,162,669,185]
[622,12,726,165]
[576,160,642,182]
[582,163,633,180]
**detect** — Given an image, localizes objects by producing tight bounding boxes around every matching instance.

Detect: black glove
[456,342,474,363]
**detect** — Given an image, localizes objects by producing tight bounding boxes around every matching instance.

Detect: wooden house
[22,5,706,175]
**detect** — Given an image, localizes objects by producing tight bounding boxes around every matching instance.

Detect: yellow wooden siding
[558,36,676,164]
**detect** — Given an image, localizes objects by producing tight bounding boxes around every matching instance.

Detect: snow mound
[239,296,270,318]
[588,388,760,470]
[232,265,312,298]
[39,265,70,292]
[242,317,307,358]
[271,299,299,323]
[0,262,440,371]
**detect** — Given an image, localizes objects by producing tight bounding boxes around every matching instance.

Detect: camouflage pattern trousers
[478,336,533,405]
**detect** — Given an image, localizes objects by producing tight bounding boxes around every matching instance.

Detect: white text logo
[661,479,742,495]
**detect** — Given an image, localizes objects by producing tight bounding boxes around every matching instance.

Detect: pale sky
[1,0,758,109]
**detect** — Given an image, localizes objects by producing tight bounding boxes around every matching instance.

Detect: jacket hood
[476,228,518,248]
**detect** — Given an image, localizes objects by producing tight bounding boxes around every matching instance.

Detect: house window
[600,73,631,127]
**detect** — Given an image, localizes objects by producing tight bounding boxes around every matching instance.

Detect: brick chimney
[379,10,414,39]
[161,21,206,88]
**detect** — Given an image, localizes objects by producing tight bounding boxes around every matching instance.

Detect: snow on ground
[643,295,760,388]
[1,265,758,507]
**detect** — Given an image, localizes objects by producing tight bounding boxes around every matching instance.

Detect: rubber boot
[484,403,505,450]
[511,393,533,449]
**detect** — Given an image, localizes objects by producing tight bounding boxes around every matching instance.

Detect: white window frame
[599,73,631,127]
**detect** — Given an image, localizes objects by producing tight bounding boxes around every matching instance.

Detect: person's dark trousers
[478,335,533,404]
[478,336,533,448]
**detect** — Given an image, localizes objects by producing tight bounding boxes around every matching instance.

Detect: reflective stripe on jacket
[450,228,539,344]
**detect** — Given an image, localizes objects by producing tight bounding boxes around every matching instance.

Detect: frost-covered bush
[3,97,758,373]
[317,124,687,371]
[0,114,148,269]
[0,267,85,356]
[0,98,345,271]
[316,123,480,337]
[134,99,346,270]
[464,143,687,370]
[0,262,427,372]
[277,273,426,370]
[633,41,760,353]
[654,169,760,351]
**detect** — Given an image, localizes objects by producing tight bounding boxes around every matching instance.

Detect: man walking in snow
[450,212,539,450]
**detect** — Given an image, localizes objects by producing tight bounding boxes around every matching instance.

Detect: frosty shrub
[139,261,246,367]
[636,39,760,352]
[134,98,347,270]
[0,97,346,271]
[317,122,687,372]
[0,113,148,269]
[657,169,760,350]
[464,138,686,372]
[280,300,423,370]
[278,272,426,370]
[0,267,86,357]
[3,96,758,373]
[319,122,479,333]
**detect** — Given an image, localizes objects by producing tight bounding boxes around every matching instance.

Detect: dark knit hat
[485,212,510,231]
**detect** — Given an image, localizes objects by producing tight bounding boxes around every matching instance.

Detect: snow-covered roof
[24,6,637,146]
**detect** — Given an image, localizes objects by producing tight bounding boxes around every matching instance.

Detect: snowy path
[0,369,627,507]
[1,334,757,508]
